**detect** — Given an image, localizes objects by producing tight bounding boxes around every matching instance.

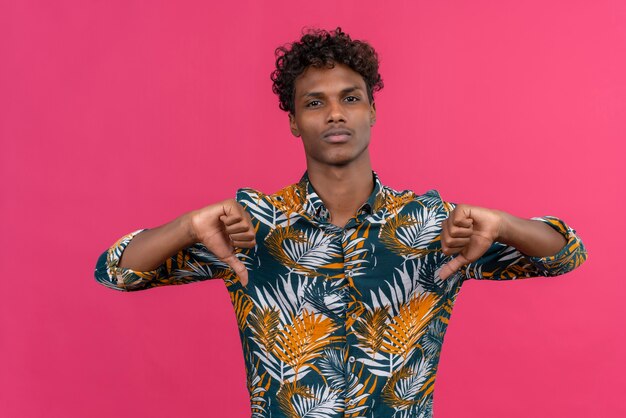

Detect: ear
[369,102,377,126]
[289,112,300,137]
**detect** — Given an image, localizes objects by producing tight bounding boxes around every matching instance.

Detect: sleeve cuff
[105,228,165,291]
[525,216,588,276]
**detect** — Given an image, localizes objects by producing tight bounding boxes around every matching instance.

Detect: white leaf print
[291,384,342,418]
[255,273,305,323]
[395,357,432,401]
[317,348,346,390]
[282,228,341,274]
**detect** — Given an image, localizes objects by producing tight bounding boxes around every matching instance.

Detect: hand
[439,204,504,280]
[188,199,256,286]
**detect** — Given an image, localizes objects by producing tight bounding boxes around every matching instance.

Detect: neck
[305,156,374,226]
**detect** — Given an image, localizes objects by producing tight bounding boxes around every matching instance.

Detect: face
[289,63,376,169]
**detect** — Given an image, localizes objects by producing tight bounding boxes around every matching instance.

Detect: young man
[95,27,587,418]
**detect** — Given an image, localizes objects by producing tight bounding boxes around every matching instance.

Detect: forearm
[496,211,567,257]
[118,212,197,271]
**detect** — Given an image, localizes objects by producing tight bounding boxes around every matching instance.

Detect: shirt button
[349,356,356,363]
[347,399,355,406]
[346,270,353,278]
[351,313,358,320]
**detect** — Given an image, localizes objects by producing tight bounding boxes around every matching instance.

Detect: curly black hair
[271,27,384,115]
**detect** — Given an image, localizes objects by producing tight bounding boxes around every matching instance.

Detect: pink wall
[1,1,624,417]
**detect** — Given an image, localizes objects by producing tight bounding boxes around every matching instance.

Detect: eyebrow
[300,85,364,99]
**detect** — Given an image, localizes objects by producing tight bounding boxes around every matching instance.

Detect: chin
[309,148,368,167]
[328,150,368,166]
[324,158,358,167]
[322,151,351,162]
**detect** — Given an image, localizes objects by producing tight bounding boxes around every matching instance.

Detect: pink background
[1,1,624,417]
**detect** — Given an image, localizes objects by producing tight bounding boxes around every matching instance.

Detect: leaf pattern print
[302,280,345,323]
[380,213,438,259]
[266,226,342,277]
[247,353,272,418]
[353,307,390,356]
[230,288,254,332]
[380,293,440,360]
[381,357,433,411]
[249,305,281,355]
[277,381,342,418]
[274,310,341,379]
[94,170,588,418]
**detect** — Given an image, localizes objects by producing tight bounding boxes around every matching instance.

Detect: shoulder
[380,184,448,212]
[237,181,303,206]
[236,182,306,230]
[236,186,267,205]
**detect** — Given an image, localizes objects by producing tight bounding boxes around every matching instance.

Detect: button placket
[341,225,357,409]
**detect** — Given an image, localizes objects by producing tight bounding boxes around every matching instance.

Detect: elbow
[546,239,588,277]
[94,268,134,292]
[572,241,589,271]
[94,251,143,292]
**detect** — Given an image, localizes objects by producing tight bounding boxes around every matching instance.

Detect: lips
[323,128,352,143]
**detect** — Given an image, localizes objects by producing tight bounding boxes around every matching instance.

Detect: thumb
[223,254,249,287]
[439,254,469,280]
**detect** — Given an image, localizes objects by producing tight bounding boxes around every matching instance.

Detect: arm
[117,213,196,271]
[439,200,587,281]
[497,211,567,257]
[94,199,256,291]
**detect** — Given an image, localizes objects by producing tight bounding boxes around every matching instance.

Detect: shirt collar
[296,170,386,222]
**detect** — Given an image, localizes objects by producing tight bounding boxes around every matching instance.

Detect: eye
[345,96,360,102]
[305,100,322,108]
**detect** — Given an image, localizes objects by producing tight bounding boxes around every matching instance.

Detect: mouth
[323,128,352,143]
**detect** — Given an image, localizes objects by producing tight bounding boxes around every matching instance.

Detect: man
[95,27,587,418]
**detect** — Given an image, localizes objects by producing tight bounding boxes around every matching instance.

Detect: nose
[326,100,346,124]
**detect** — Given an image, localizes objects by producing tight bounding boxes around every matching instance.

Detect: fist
[439,204,503,280]
[189,199,256,286]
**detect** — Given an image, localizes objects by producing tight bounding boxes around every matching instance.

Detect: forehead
[294,63,367,96]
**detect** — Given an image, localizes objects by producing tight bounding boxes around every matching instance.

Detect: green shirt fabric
[94,171,587,418]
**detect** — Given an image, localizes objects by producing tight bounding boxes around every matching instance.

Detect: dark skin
[118,62,567,287]
[289,63,377,228]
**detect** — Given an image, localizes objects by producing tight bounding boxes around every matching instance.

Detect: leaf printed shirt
[94,171,587,418]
